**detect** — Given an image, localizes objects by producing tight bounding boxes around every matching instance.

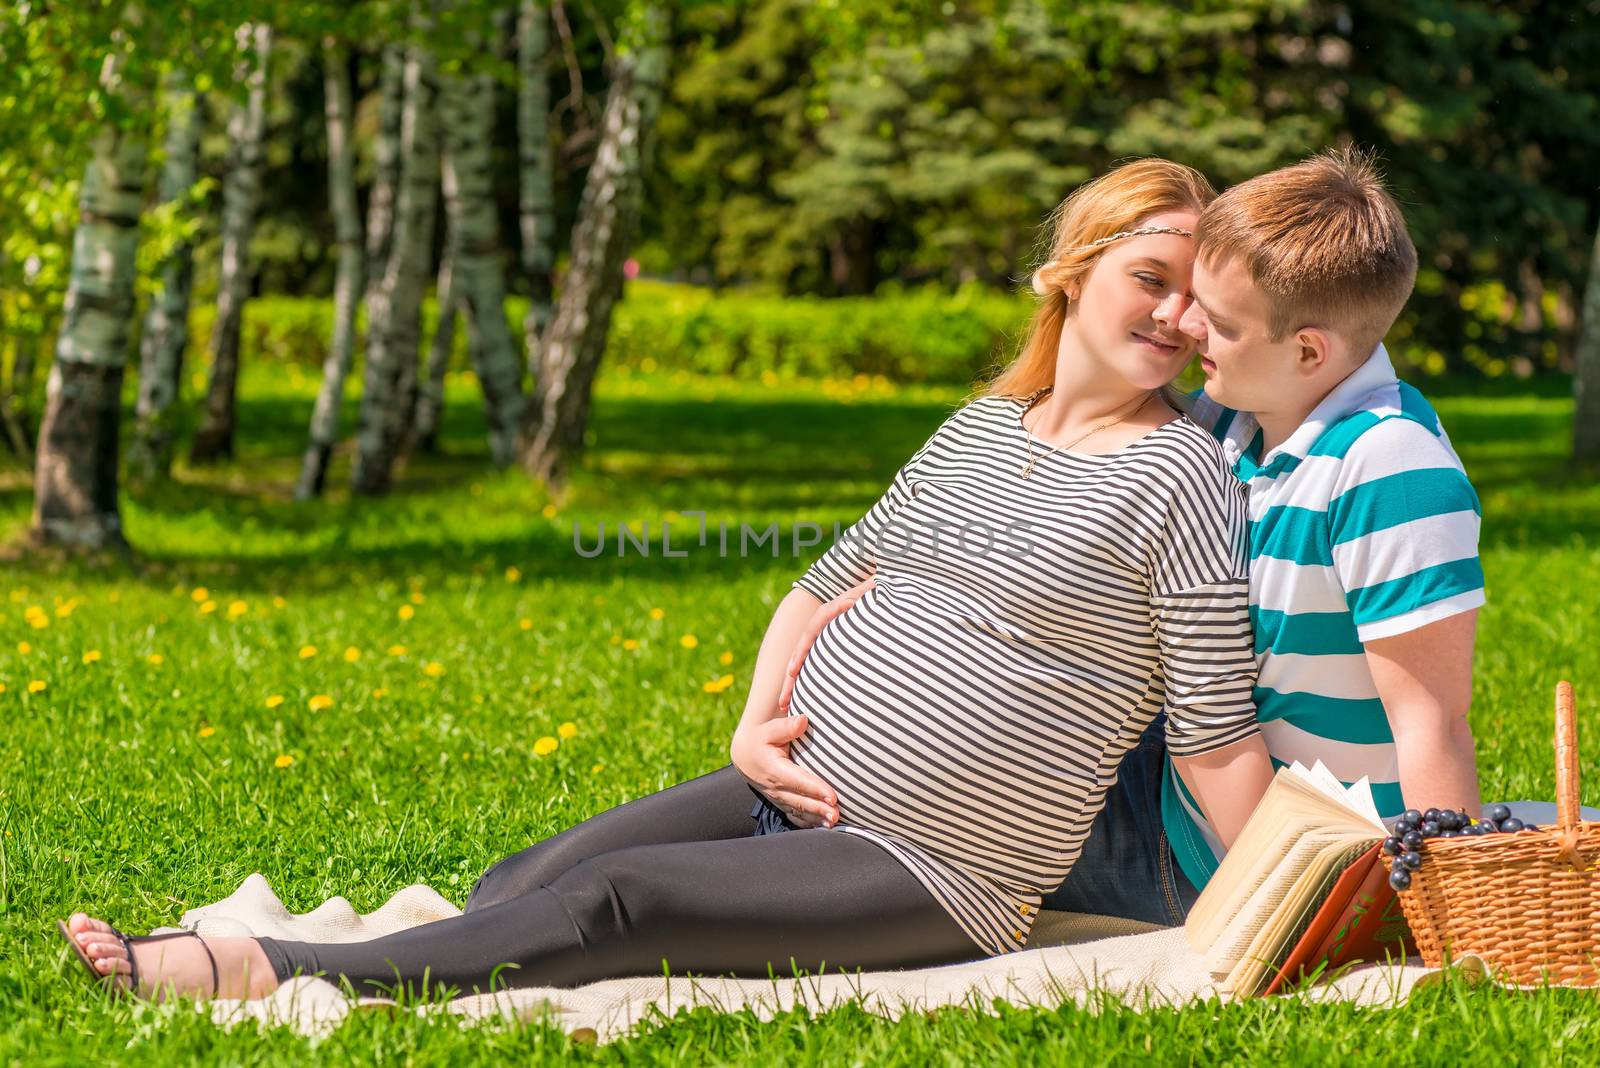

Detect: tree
[1575,210,1600,461]
[519,3,669,486]
[410,235,461,454]
[130,70,203,480]
[31,17,150,550]
[351,32,440,496]
[365,42,405,299]
[295,39,365,500]
[191,21,273,463]
[518,0,556,366]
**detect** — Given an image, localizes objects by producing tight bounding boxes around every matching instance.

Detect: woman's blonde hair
[983,159,1217,400]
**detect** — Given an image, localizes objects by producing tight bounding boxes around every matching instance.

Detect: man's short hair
[1195,147,1418,359]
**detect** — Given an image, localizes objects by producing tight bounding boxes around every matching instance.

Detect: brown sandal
[57,919,219,1000]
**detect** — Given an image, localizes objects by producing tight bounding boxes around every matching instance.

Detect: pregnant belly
[784,615,1094,889]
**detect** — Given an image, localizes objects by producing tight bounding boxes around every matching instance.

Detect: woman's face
[1057,209,1200,391]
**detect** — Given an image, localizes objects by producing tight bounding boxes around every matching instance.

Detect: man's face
[1178,255,1303,414]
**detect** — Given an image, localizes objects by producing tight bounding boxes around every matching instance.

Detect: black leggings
[255,765,979,997]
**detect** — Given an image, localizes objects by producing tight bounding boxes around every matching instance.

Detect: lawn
[1,366,1598,1065]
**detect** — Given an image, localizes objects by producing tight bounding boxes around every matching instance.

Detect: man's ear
[1294,327,1333,376]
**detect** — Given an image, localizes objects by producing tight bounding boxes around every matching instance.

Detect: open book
[1184,761,1412,997]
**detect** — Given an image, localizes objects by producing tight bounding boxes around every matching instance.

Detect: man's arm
[1366,609,1481,815]
[1171,733,1275,848]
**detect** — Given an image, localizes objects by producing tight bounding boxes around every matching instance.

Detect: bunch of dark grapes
[1382,804,1539,890]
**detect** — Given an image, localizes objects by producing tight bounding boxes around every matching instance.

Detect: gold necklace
[1019,388,1156,479]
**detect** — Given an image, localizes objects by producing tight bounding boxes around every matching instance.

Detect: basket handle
[1556,680,1580,830]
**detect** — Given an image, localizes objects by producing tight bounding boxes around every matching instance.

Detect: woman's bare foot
[65,912,281,1000]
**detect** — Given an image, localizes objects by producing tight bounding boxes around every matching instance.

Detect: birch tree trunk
[519,0,555,372]
[130,71,201,480]
[519,5,669,486]
[351,38,440,496]
[191,22,272,463]
[410,236,459,454]
[1576,211,1600,461]
[295,39,364,500]
[365,43,405,298]
[32,40,148,550]
[440,54,524,467]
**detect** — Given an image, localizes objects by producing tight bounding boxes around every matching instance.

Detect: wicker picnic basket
[1390,681,1600,986]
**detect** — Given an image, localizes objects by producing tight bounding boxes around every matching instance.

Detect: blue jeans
[1042,716,1198,926]
[753,717,1197,927]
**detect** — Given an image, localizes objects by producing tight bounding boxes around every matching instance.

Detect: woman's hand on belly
[730,714,840,828]
[777,575,876,715]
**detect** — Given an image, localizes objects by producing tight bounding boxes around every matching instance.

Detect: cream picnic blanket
[144,874,1477,1043]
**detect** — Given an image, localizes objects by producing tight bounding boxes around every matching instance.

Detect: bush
[187,281,1036,386]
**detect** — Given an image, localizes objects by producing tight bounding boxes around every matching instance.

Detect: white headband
[1030,226,1195,296]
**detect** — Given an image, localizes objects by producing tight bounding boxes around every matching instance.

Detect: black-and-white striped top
[787,392,1257,955]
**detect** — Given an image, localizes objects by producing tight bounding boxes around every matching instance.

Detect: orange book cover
[1259,843,1415,997]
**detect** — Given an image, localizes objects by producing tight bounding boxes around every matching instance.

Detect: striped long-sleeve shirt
[786,392,1258,955]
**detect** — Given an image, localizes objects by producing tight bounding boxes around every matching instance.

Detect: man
[737,147,1485,923]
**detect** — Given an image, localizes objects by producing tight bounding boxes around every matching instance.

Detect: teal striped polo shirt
[1163,345,1486,889]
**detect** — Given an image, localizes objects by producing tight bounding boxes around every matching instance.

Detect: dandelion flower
[147,653,164,666]
[622,639,639,651]
[343,646,361,663]
[198,726,216,738]
[191,587,209,603]
[680,634,698,649]
[409,591,426,605]
[505,566,522,583]
[17,641,31,655]
[227,600,248,619]
[541,503,558,519]
[265,694,285,709]
[28,613,48,630]
[0,683,5,693]
[590,763,605,774]
[649,607,665,621]
[200,601,217,615]
[520,618,534,631]
[81,650,102,664]
[299,645,317,659]
[533,736,559,756]
[386,644,407,656]
[308,694,334,711]
[372,687,388,698]
[398,605,415,621]
[557,722,578,739]
[717,673,735,689]
[423,662,444,678]
[27,680,46,694]
[274,754,295,769]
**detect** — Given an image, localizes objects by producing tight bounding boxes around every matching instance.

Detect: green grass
[1,367,1598,1065]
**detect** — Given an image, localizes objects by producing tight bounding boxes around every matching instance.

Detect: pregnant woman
[61,158,1271,1002]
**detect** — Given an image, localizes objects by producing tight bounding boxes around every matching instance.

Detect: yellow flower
[308,694,334,712]
[622,639,639,651]
[81,650,102,664]
[520,618,534,631]
[533,736,559,756]
[557,722,578,739]
[200,600,217,615]
[191,586,210,603]
[107,591,120,604]
[299,645,317,659]
[0,683,6,693]
[273,596,287,609]
[702,673,736,694]
[398,604,415,621]
[609,633,621,645]
[274,754,295,769]
[27,680,46,694]
[386,644,407,656]
[343,646,361,663]
[505,566,522,583]
[372,687,388,698]
[680,634,698,649]
[227,600,248,619]
[198,726,216,738]
[147,653,164,666]
[28,613,48,630]
[649,607,665,620]
[541,503,558,519]
[55,601,76,619]
[265,694,285,709]
[409,591,426,605]
[423,662,444,678]
[17,641,31,655]
[590,763,605,773]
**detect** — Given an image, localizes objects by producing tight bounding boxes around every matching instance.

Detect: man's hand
[730,714,839,828]
[776,577,876,714]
